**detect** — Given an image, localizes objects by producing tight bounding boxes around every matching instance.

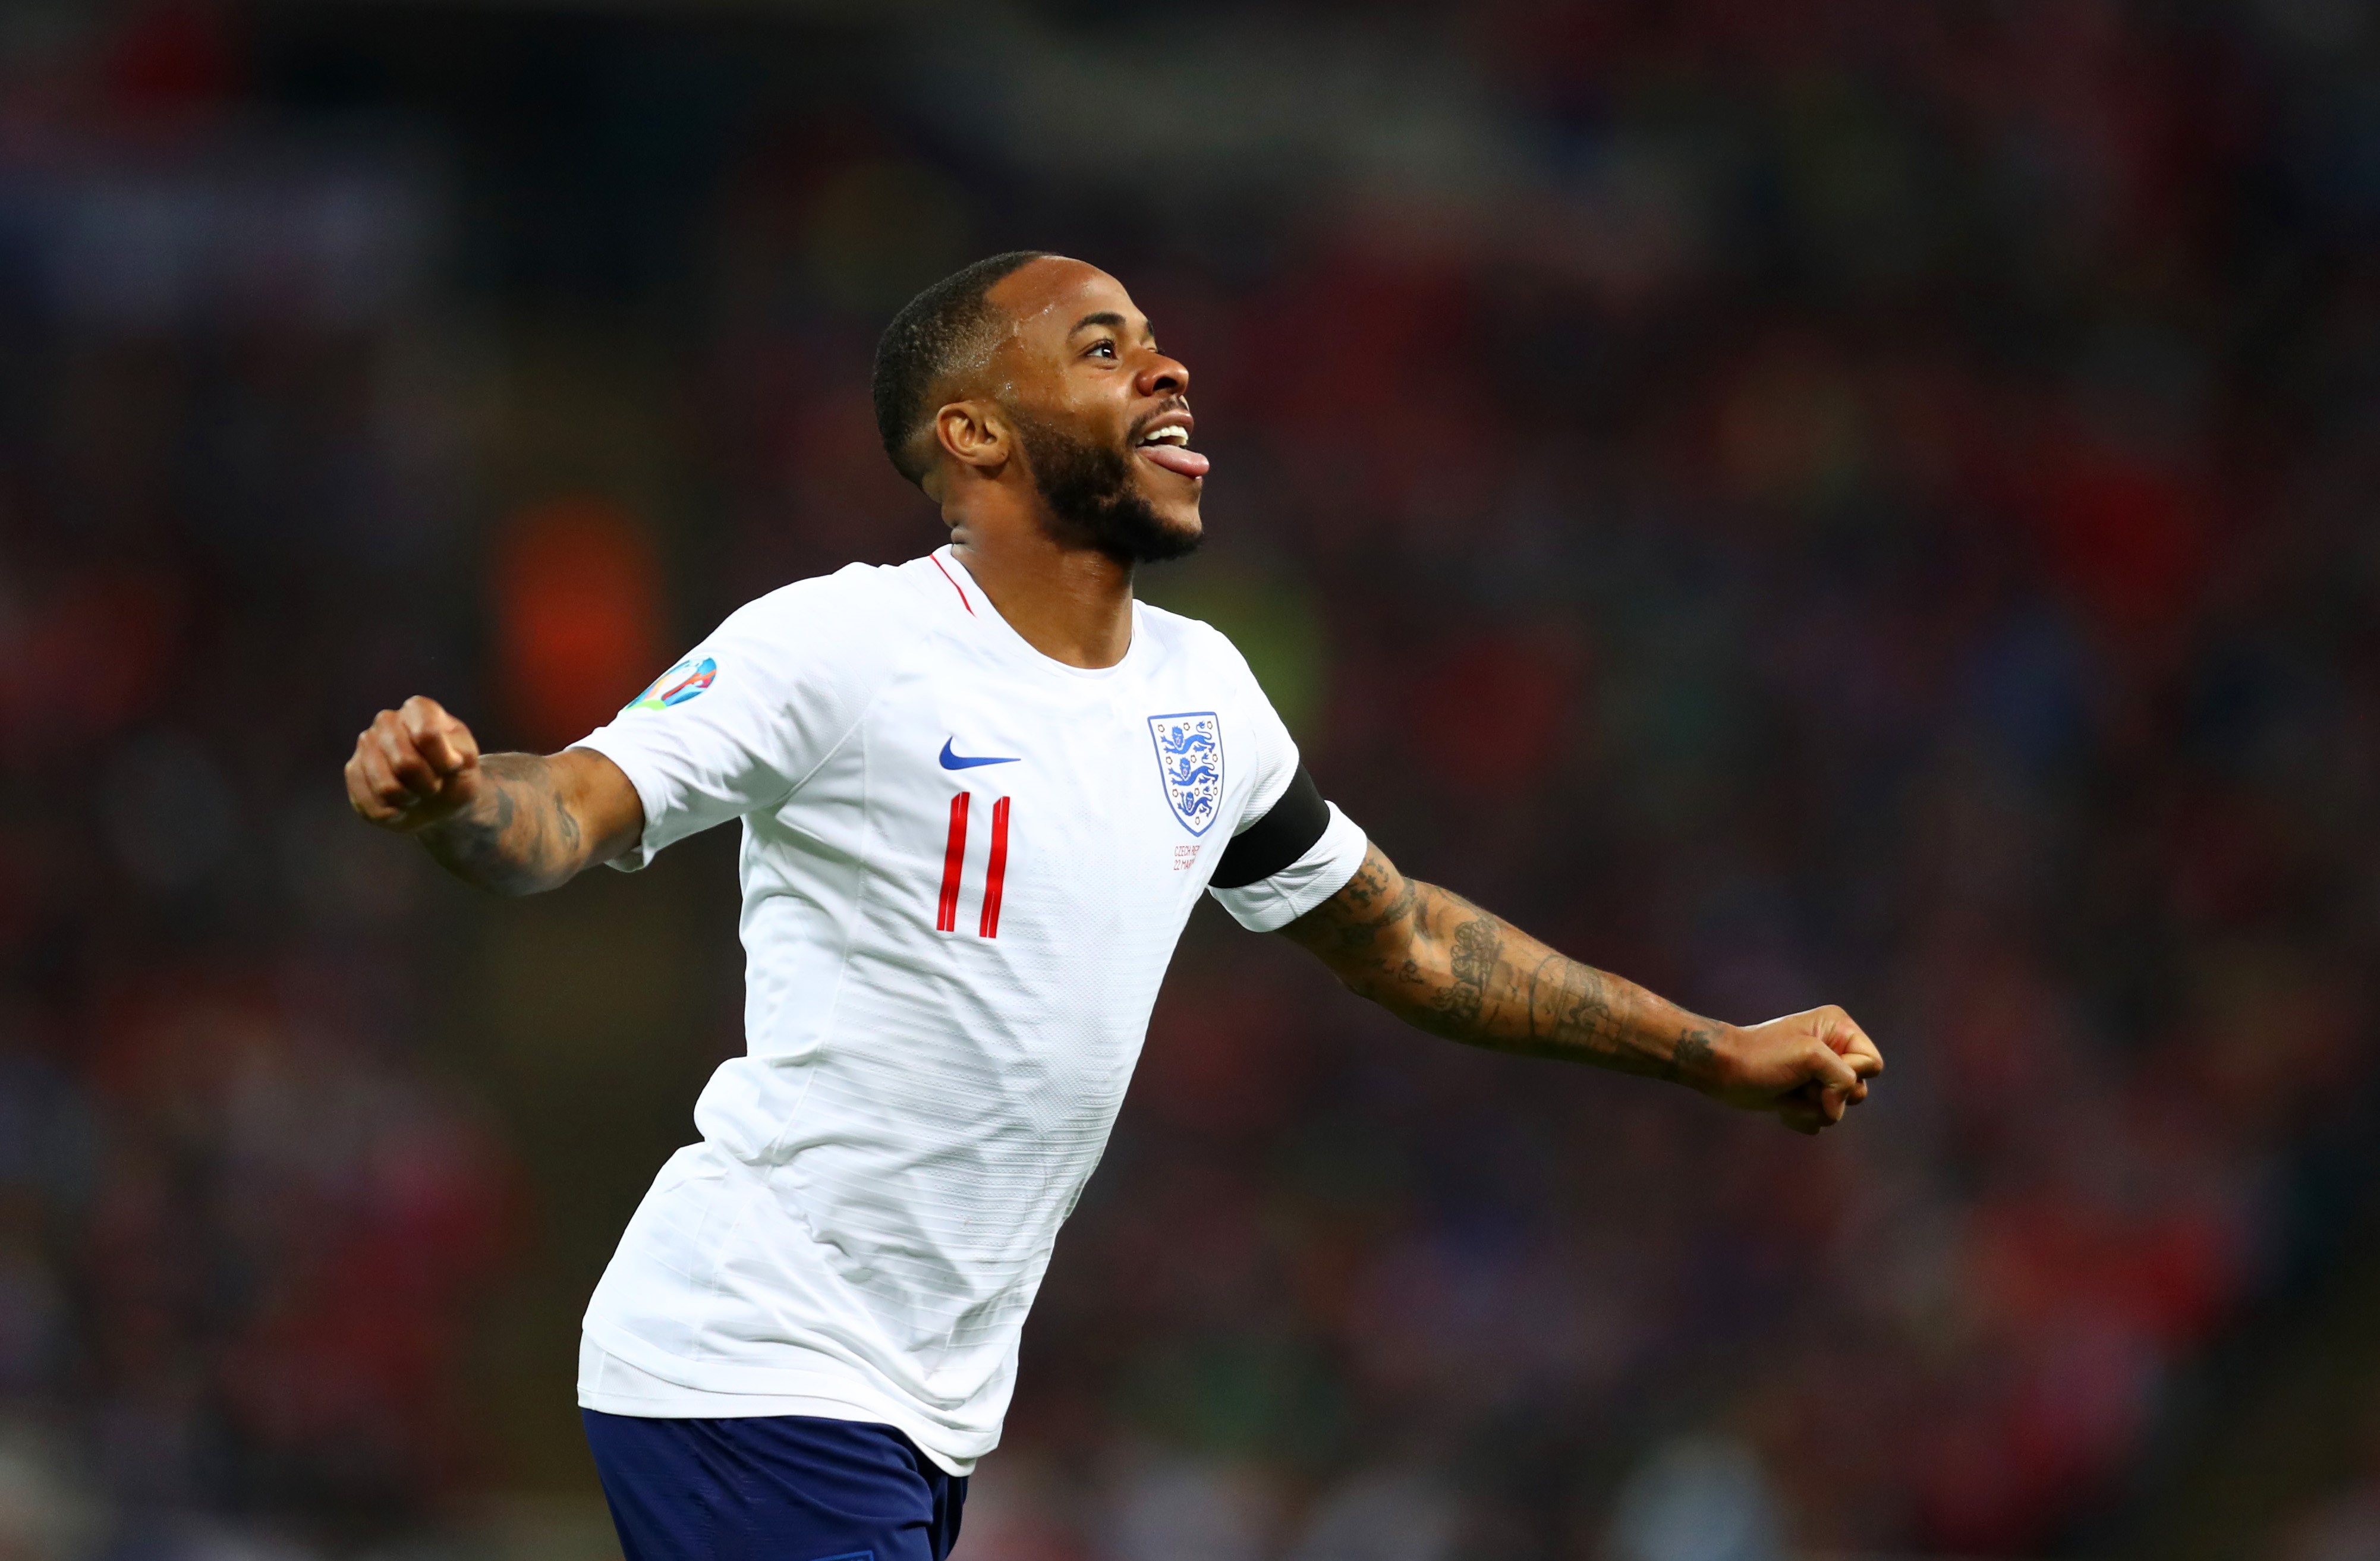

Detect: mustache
[1125,401,1192,443]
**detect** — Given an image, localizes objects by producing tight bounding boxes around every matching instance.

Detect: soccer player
[345,252,1882,1561]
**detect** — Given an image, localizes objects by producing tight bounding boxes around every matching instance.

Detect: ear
[934,399,1010,478]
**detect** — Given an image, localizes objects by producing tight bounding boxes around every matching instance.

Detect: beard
[1010,410,1204,565]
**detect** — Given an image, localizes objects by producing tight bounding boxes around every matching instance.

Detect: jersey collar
[934,546,1145,681]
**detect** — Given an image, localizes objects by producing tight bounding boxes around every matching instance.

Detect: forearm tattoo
[1284,842,1719,1084]
[1438,917,1500,1030]
[419,754,587,895]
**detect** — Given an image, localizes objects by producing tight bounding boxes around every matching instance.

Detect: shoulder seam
[761,592,947,811]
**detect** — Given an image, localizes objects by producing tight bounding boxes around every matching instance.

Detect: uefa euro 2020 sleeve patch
[1147,712,1223,835]
[627,657,717,712]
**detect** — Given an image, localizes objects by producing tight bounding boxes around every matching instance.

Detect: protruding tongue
[1141,444,1211,479]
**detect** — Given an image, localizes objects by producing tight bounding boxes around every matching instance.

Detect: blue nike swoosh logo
[940,738,1021,770]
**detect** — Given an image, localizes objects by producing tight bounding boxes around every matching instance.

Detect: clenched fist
[1702,1004,1883,1135]
[345,695,487,833]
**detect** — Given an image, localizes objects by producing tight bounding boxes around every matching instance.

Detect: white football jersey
[569,546,1367,1473]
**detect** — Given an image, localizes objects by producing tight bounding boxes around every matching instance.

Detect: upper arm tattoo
[552,789,583,853]
[1283,845,1499,1033]
[1295,844,1418,961]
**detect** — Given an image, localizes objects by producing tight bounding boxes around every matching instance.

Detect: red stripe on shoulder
[931,555,975,616]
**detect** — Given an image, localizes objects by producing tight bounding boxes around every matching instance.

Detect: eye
[1085,338,1117,360]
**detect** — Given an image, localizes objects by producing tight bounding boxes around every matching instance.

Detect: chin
[1134,477,1202,536]
[1144,506,1204,559]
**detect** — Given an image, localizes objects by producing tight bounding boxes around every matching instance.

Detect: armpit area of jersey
[1211,764,1330,889]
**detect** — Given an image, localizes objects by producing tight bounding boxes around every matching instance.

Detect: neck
[944,505,1135,669]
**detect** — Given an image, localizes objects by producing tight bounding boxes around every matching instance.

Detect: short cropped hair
[871,250,1050,487]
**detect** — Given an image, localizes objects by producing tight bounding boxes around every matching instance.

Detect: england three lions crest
[1147,712,1224,836]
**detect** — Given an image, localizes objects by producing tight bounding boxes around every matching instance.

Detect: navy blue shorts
[583,1410,967,1561]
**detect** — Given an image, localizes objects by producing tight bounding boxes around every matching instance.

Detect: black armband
[1211,764,1330,890]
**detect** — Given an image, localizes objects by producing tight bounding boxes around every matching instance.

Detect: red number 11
[936,792,1011,938]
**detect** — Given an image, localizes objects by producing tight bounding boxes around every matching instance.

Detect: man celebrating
[345,252,1882,1561]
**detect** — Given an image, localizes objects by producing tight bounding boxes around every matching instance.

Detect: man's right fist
[345,695,486,832]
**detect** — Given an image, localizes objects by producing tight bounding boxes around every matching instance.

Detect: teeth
[1142,426,1189,446]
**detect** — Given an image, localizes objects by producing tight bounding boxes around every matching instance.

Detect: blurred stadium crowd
[4,2,2380,1559]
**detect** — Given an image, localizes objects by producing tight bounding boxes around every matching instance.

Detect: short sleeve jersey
[569,547,1367,1473]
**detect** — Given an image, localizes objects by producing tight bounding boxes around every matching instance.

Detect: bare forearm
[416,753,598,895]
[1286,849,1721,1082]
[1283,841,1882,1132]
[348,699,644,896]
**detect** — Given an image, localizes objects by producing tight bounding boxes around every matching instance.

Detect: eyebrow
[1069,310,1154,338]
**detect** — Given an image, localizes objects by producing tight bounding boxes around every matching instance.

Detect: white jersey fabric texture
[569,546,1368,1474]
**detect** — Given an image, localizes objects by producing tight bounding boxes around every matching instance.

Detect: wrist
[1670,1019,1737,1095]
[407,775,499,844]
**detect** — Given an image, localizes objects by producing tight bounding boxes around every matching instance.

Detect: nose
[1135,351,1189,400]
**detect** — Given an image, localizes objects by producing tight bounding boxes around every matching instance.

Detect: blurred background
[3,1,2380,1557]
